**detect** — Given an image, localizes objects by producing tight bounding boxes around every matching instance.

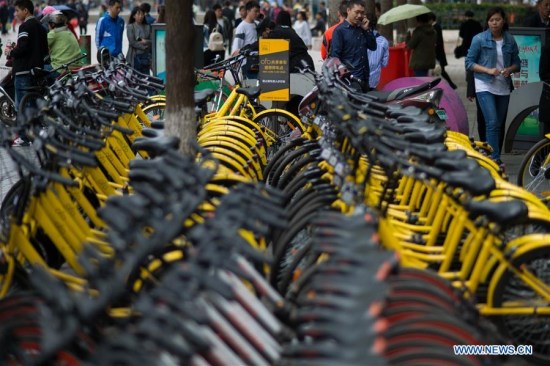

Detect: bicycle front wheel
[491,245,550,364]
[517,138,550,198]
[141,101,166,124]
[252,109,304,147]
[17,92,44,117]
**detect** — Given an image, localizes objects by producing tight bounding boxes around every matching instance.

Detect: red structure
[378,43,413,90]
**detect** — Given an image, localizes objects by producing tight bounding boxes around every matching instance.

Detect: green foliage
[428,3,535,30]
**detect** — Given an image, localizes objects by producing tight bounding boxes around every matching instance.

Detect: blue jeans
[15,74,35,110]
[476,92,510,160]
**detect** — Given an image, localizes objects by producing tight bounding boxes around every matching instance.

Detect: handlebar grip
[145,75,164,85]
[145,81,165,90]
[112,124,134,135]
[52,147,98,167]
[106,99,135,113]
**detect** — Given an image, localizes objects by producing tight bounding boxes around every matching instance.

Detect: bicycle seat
[466,199,528,226]
[365,90,394,102]
[401,129,446,144]
[132,135,180,155]
[441,168,496,196]
[435,156,478,172]
[194,88,215,105]
[236,86,261,99]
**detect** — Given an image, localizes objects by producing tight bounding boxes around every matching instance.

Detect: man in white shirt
[231,1,260,79]
[231,0,260,55]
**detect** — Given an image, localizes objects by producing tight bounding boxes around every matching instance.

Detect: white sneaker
[12,137,31,147]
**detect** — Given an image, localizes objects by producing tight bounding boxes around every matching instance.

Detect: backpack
[208,26,225,52]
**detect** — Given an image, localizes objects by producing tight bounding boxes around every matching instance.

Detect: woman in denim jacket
[465,7,520,164]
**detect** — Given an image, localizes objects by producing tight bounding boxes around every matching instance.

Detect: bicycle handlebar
[6,148,78,187]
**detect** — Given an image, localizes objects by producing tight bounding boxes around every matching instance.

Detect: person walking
[320,0,346,60]
[293,11,312,49]
[459,11,485,141]
[366,12,388,90]
[222,1,235,27]
[430,13,457,89]
[330,0,377,92]
[0,1,8,35]
[5,0,48,146]
[257,11,314,73]
[310,11,325,37]
[231,0,260,78]
[459,10,483,53]
[524,0,550,28]
[76,0,88,35]
[539,44,550,134]
[126,6,152,74]
[156,5,165,23]
[140,2,156,25]
[406,13,436,77]
[202,9,225,66]
[96,0,124,59]
[213,3,232,53]
[231,1,260,55]
[466,7,521,164]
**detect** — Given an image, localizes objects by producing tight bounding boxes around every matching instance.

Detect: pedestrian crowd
[200,0,548,166]
[2,0,161,146]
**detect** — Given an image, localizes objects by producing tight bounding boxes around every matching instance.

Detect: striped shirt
[368,31,389,88]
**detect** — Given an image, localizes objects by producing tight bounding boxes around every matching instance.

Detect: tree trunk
[164,0,197,155]
[328,0,340,26]
[378,0,393,45]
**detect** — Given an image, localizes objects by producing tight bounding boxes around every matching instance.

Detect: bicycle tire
[389,280,464,310]
[276,155,319,191]
[0,178,24,237]
[270,185,318,244]
[277,237,314,296]
[140,101,166,124]
[281,173,310,204]
[18,92,44,116]
[271,208,322,286]
[0,179,64,270]
[271,197,336,286]
[0,94,16,127]
[491,246,550,365]
[262,138,306,180]
[517,137,550,198]
[270,144,318,187]
[252,109,304,137]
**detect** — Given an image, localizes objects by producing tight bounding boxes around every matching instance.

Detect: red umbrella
[381,77,469,135]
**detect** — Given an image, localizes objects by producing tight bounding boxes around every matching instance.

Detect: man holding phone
[330,0,377,92]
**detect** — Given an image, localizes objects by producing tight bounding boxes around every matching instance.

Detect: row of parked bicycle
[0,50,547,365]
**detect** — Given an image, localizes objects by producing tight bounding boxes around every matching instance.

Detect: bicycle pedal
[405,211,419,224]
[410,233,425,244]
